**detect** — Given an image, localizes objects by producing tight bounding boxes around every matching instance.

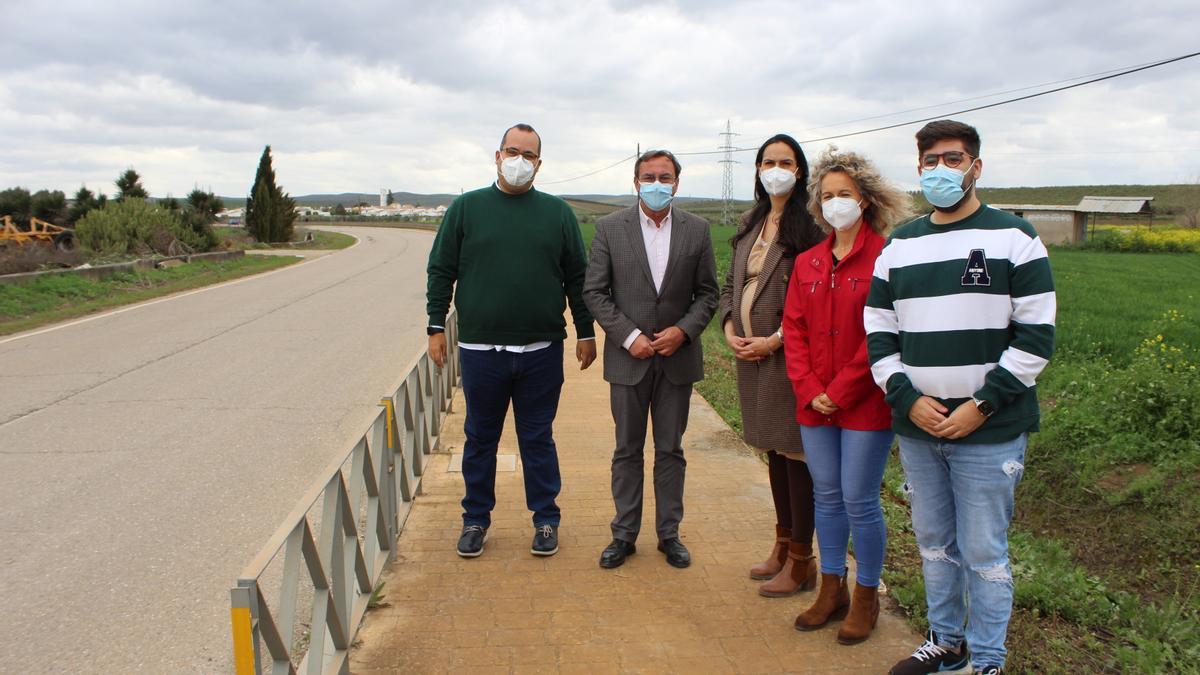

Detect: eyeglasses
[921,151,973,170]
[921,151,974,169]
[638,173,676,184]
[502,147,539,162]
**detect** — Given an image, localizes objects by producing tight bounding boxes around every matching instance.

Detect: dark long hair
[730,134,822,257]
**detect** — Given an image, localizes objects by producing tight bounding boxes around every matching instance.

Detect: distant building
[992,196,1154,245]
[380,189,389,207]
[990,204,1087,245]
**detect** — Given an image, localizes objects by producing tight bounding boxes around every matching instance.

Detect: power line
[785,49,1200,148]
[539,49,1200,184]
[687,50,1199,157]
[729,58,1171,150]
[538,153,637,185]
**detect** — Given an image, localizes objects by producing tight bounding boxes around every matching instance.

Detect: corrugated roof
[991,204,1080,212]
[1076,196,1154,214]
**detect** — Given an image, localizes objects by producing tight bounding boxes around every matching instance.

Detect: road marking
[0,236,361,347]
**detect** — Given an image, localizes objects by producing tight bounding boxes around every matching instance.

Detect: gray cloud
[3,0,1198,198]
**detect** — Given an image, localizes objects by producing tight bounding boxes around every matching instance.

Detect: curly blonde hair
[806,145,914,234]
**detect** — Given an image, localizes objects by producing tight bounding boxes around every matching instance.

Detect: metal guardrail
[230,315,460,675]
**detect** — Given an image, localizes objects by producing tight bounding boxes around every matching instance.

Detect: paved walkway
[351,329,920,674]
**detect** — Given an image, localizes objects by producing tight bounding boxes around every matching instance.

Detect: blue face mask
[920,160,976,209]
[639,181,674,211]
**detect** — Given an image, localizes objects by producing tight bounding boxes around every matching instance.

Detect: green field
[580,217,1200,672]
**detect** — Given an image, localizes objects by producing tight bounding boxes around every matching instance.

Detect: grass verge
[0,254,300,336]
[303,229,357,250]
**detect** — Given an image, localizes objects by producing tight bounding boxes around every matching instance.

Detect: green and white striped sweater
[865,204,1056,443]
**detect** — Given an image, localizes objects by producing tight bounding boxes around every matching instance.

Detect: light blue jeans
[898,433,1027,671]
[799,425,893,587]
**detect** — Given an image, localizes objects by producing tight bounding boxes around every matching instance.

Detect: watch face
[976,399,994,416]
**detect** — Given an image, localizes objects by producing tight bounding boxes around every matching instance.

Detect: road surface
[0,226,434,673]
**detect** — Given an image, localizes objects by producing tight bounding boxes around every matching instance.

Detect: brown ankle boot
[758,542,816,597]
[793,572,850,631]
[749,526,791,580]
[836,583,880,644]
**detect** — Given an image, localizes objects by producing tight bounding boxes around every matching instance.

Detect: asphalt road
[0,226,434,673]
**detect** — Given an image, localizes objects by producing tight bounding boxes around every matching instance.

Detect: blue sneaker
[456,524,487,558]
[888,629,971,674]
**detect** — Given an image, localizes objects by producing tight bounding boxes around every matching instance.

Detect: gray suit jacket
[583,205,719,386]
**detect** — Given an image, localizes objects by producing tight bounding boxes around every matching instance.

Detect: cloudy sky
[3,0,1198,200]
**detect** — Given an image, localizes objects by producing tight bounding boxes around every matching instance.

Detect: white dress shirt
[622,206,673,350]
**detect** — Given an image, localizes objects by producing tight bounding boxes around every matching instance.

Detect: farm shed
[992,196,1155,245]
[990,204,1087,245]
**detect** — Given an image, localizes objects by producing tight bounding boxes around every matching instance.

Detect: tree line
[0,145,298,257]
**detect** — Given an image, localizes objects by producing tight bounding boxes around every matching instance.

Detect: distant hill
[215,184,1195,219]
[944,184,1196,216]
[219,191,456,209]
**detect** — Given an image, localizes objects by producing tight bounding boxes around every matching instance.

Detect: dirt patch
[1005,608,1123,673]
[0,245,87,275]
[1096,462,1151,493]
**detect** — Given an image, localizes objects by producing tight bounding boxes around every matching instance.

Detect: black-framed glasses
[502,146,539,162]
[921,151,973,170]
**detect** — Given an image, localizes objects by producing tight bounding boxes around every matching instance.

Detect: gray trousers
[609,359,691,543]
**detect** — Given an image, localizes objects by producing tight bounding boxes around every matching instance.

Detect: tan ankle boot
[758,542,816,597]
[836,583,880,644]
[793,572,850,630]
[749,526,791,580]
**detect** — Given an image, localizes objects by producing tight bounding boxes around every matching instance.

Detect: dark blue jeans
[459,342,564,529]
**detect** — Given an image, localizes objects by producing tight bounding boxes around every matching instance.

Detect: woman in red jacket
[783,147,912,645]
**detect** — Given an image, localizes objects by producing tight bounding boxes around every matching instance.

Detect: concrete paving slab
[351,324,922,673]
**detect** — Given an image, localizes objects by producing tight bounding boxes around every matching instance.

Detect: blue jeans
[800,425,893,586]
[898,433,1027,671]
[459,342,564,529]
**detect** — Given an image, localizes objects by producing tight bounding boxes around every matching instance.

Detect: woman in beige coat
[719,134,825,597]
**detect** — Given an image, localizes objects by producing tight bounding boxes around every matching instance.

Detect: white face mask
[500,154,536,187]
[759,167,797,196]
[822,197,864,231]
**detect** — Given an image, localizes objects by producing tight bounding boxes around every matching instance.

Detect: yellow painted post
[230,605,256,675]
[380,398,396,450]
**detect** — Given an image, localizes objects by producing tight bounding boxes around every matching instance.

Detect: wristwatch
[427,327,445,336]
[972,398,995,418]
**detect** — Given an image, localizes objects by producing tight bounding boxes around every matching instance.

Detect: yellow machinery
[0,215,75,250]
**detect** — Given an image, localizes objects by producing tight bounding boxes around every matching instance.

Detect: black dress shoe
[657,537,691,568]
[599,539,636,569]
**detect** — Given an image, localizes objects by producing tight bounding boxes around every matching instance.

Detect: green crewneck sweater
[426,184,595,344]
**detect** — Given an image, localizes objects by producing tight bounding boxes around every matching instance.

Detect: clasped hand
[630,326,686,359]
[723,324,776,362]
[908,395,987,439]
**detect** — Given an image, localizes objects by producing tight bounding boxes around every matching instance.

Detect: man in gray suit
[583,149,719,569]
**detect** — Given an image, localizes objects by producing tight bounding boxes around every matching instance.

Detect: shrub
[75,199,212,255]
[1080,229,1200,253]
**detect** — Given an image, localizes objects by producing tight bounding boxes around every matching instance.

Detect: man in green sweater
[866,120,1055,675]
[426,123,596,559]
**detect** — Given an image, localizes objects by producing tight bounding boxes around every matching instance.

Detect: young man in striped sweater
[866,120,1055,675]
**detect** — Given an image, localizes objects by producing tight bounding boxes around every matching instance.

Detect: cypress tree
[245,145,297,243]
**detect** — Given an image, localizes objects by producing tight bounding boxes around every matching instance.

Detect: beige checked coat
[718,219,804,453]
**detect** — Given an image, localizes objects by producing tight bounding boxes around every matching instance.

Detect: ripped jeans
[898,433,1026,670]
